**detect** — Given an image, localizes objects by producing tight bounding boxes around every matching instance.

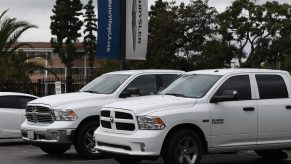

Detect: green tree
[193,40,238,69]
[83,0,97,76]
[219,0,291,67]
[0,10,48,80]
[177,0,239,70]
[129,0,236,71]
[143,0,180,69]
[260,2,291,69]
[50,0,83,77]
[94,60,120,77]
[177,0,217,55]
[0,10,37,57]
[0,51,48,81]
[128,0,191,70]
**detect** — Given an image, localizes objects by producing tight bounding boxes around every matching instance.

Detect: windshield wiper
[164,93,188,98]
[83,90,100,94]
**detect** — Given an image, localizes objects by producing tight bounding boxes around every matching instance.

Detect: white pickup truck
[95,69,291,164]
[21,70,182,158]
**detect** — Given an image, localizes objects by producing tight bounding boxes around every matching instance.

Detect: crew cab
[21,70,182,158]
[95,69,291,164]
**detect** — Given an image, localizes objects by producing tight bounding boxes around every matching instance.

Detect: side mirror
[120,88,140,98]
[211,90,238,103]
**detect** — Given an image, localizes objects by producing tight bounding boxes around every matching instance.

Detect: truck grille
[100,109,136,132]
[26,106,54,123]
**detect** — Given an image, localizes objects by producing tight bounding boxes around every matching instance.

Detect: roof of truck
[187,68,289,76]
[107,69,184,75]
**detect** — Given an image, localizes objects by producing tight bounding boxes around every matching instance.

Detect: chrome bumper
[21,129,75,145]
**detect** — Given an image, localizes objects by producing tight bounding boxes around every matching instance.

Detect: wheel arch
[161,123,208,155]
[74,115,100,139]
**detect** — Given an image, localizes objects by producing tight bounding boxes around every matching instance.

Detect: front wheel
[163,129,203,164]
[74,120,103,159]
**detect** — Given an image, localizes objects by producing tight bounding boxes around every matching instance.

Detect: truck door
[255,74,291,144]
[210,74,258,148]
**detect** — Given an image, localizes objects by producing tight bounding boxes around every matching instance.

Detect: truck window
[80,74,131,94]
[161,74,221,98]
[157,74,180,91]
[255,75,288,99]
[216,75,251,101]
[125,75,157,96]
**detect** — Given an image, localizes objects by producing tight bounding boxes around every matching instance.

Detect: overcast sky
[0,0,290,42]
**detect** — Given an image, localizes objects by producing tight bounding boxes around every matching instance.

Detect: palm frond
[0,10,40,81]
[5,43,34,57]
[0,9,8,20]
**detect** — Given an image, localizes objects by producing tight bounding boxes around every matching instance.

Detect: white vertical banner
[125,0,148,60]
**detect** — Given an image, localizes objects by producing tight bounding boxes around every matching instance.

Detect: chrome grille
[26,106,54,123]
[100,109,136,132]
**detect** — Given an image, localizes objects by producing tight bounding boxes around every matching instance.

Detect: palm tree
[0,10,37,56]
[0,10,52,80]
[0,51,50,81]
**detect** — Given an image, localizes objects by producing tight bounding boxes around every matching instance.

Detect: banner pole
[120,0,127,70]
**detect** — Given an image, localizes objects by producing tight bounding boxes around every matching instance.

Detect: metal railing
[0,76,93,97]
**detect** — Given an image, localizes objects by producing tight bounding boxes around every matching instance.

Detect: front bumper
[21,121,77,146]
[21,128,75,146]
[94,128,166,157]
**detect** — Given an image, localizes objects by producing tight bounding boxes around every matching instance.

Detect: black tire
[163,129,203,164]
[40,146,69,155]
[114,157,141,164]
[255,149,288,159]
[74,120,103,159]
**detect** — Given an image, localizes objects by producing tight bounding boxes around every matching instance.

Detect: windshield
[160,74,221,98]
[80,74,131,94]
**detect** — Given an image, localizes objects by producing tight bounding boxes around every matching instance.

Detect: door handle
[243,107,255,111]
[286,105,291,109]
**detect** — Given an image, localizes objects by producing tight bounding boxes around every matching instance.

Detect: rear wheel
[74,120,103,159]
[114,157,141,164]
[163,129,203,164]
[40,146,69,155]
[255,149,288,159]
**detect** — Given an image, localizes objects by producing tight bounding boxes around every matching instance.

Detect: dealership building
[15,42,100,80]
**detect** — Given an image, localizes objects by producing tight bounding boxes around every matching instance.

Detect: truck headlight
[137,116,166,130]
[53,109,78,121]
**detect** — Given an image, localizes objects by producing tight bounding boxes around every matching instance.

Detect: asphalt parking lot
[1,139,291,164]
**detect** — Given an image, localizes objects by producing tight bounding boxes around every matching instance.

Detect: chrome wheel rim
[84,126,98,153]
[177,136,199,164]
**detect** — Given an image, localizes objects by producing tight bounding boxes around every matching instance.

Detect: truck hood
[104,95,196,115]
[28,92,107,109]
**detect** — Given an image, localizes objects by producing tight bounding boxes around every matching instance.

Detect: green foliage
[0,51,48,81]
[83,0,97,75]
[46,0,291,72]
[177,0,218,54]
[0,10,50,81]
[219,0,291,68]
[50,0,83,76]
[194,41,238,69]
[127,0,237,71]
[93,60,120,77]
[0,10,37,57]
[143,0,179,69]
